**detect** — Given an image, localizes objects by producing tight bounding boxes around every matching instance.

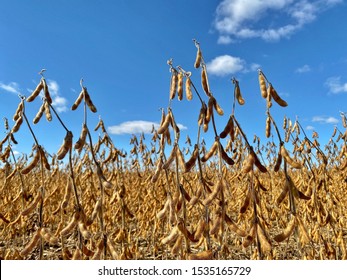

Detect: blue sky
[1,0,347,157]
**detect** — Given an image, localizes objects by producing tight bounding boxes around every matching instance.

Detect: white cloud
[312,116,339,124]
[306,125,315,130]
[217,35,234,44]
[325,76,347,94]
[206,55,245,76]
[47,80,69,113]
[0,82,20,94]
[47,80,59,96]
[295,64,311,73]
[53,96,68,113]
[213,0,342,43]
[108,120,187,135]
[206,55,259,76]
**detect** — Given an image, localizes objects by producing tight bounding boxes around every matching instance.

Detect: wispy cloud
[0,82,20,94]
[312,116,339,124]
[47,80,69,113]
[217,35,235,45]
[108,120,187,135]
[53,96,68,113]
[306,125,315,130]
[213,0,342,43]
[206,55,259,76]
[295,64,311,73]
[249,63,261,72]
[325,76,347,94]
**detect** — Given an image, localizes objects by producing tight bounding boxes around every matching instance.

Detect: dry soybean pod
[60,212,79,236]
[258,71,267,99]
[169,69,178,100]
[21,148,40,174]
[257,224,272,253]
[39,147,50,171]
[177,71,183,101]
[185,75,193,101]
[240,188,251,213]
[197,104,207,126]
[205,96,215,123]
[221,115,235,140]
[276,183,289,205]
[266,85,272,108]
[163,145,177,169]
[42,78,53,104]
[225,215,247,237]
[242,152,255,174]
[9,133,18,145]
[83,87,97,113]
[61,180,72,209]
[151,158,163,183]
[71,89,84,110]
[87,199,101,226]
[27,80,43,102]
[280,145,302,169]
[157,112,171,134]
[156,197,170,220]
[234,79,245,105]
[203,178,223,206]
[220,143,234,165]
[253,151,267,173]
[6,166,17,181]
[209,213,222,235]
[94,118,103,131]
[194,218,207,240]
[176,146,186,171]
[194,45,202,68]
[40,228,58,245]
[4,117,9,130]
[57,131,73,160]
[296,216,310,245]
[213,98,224,116]
[184,144,199,172]
[20,228,42,257]
[161,225,179,245]
[270,83,288,107]
[274,217,296,242]
[21,191,42,216]
[201,65,211,97]
[33,102,45,124]
[13,101,24,121]
[274,150,282,172]
[75,123,88,151]
[44,101,52,121]
[332,126,337,138]
[12,115,23,133]
[265,115,271,138]
[201,140,218,162]
[171,235,183,255]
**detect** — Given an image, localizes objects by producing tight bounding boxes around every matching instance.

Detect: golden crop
[0,44,346,261]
